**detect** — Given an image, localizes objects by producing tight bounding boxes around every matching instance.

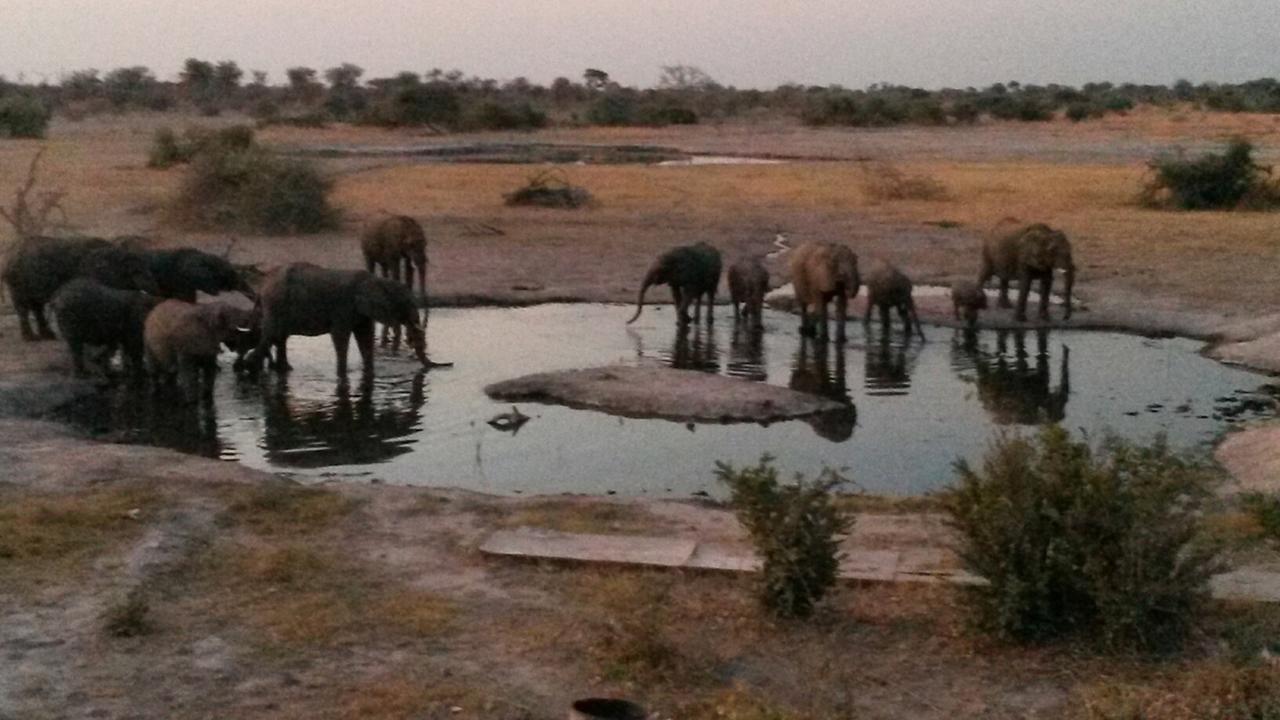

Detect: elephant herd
[626,219,1076,340]
[1,215,436,402]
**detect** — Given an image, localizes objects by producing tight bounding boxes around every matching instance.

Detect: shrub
[639,105,699,126]
[171,141,337,234]
[360,82,460,128]
[503,169,592,209]
[147,125,256,169]
[947,427,1219,650]
[860,162,949,202]
[1142,139,1280,210]
[1242,492,1280,541]
[586,93,637,126]
[0,95,52,138]
[1066,103,1093,122]
[716,456,852,619]
[461,101,547,131]
[949,100,981,124]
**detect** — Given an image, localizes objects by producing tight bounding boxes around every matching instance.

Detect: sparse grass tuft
[0,484,160,577]
[860,161,949,202]
[491,498,654,534]
[504,168,593,209]
[103,587,152,638]
[1076,662,1280,720]
[220,481,359,534]
[676,685,806,720]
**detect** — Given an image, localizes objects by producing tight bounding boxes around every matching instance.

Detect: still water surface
[60,305,1277,497]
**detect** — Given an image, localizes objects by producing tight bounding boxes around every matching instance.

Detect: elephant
[728,256,769,329]
[144,299,256,402]
[2,235,158,340]
[788,335,856,442]
[143,247,257,302]
[862,260,925,340]
[950,279,988,330]
[49,278,161,378]
[243,262,437,379]
[626,242,722,326]
[788,241,860,342]
[361,215,429,345]
[978,221,1075,322]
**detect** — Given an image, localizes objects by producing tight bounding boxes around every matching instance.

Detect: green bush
[171,141,337,234]
[1242,493,1280,541]
[461,101,547,131]
[1142,139,1280,210]
[947,427,1219,650]
[0,95,52,138]
[639,105,699,126]
[1066,103,1093,122]
[147,125,256,169]
[359,82,460,128]
[716,457,852,619]
[586,93,637,126]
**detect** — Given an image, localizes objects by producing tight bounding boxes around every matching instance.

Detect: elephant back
[144,300,225,367]
[362,215,427,263]
[864,260,912,305]
[1018,225,1071,273]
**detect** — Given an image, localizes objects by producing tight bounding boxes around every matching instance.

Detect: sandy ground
[3,112,1280,718]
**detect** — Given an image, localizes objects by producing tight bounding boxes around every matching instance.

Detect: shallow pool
[60,304,1277,497]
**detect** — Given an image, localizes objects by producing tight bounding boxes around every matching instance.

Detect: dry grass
[0,483,161,581]
[194,542,455,651]
[860,161,950,202]
[218,481,361,534]
[463,497,660,535]
[1074,662,1280,720]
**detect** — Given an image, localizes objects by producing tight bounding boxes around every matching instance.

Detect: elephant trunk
[405,322,429,366]
[626,273,657,324]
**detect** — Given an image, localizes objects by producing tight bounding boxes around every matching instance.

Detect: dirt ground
[3,111,1280,719]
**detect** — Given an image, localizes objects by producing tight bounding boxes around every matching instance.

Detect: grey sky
[4,1,1279,89]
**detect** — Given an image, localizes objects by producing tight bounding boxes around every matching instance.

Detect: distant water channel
[59,305,1277,497]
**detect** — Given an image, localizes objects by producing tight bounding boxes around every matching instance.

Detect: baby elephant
[728,256,769,329]
[145,300,254,402]
[50,278,160,378]
[951,279,988,329]
[862,260,925,339]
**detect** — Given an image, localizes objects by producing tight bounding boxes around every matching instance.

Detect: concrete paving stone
[685,542,761,572]
[479,528,697,567]
[896,548,957,576]
[1210,568,1280,603]
[838,550,899,582]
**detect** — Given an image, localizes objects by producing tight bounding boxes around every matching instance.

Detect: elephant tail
[626,278,653,324]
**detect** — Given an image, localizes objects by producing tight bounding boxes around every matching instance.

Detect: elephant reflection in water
[83,384,224,458]
[726,324,767,382]
[966,328,1070,424]
[260,371,427,468]
[863,324,920,396]
[669,321,721,373]
[789,336,857,442]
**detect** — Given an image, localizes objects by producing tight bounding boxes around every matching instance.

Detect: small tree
[0,95,51,138]
[0,148,68,238]
[717,457,852,619]
[1142,139,1280,210]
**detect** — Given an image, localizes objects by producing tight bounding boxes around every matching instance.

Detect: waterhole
[58,304,1277,497]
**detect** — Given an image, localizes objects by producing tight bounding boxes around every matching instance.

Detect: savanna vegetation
[8,58,1280,132]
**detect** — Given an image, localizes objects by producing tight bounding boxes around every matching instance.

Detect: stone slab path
[482,527,1280,602]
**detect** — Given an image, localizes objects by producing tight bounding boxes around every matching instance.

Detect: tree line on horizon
[4,59,1280,138]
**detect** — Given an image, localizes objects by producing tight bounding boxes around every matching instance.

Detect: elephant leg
[815,301,829,341]
[863,297,873,325]
[331,328,352,378]
[15,301,37,341]
[997,277,1012,308]
[880,303,892,329]
[275,339,291,373]
[177,356,198,404]
[706,290,716,325]
[898,304,912,335]
[34,304,56,340]
[732,297,741,320]
[354,319,375,375]
[1039,274,1053,321]
[835,295,849,343]
[68,338,89,378]
[1015,272,1032,322]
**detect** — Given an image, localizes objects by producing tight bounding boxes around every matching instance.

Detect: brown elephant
[627,242,722,326]
[788,241,860,341]
[145,300,256,402]
[2,235,158,340]
[243,263,438,379]
[361,215,429,344]
[950,279,988,329]
[979,220,1075,322]
[50,278,161,378]
[862,260,925,339]
[728,256,769,329]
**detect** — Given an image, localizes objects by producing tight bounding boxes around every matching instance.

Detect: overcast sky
[4,0,1279,89]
